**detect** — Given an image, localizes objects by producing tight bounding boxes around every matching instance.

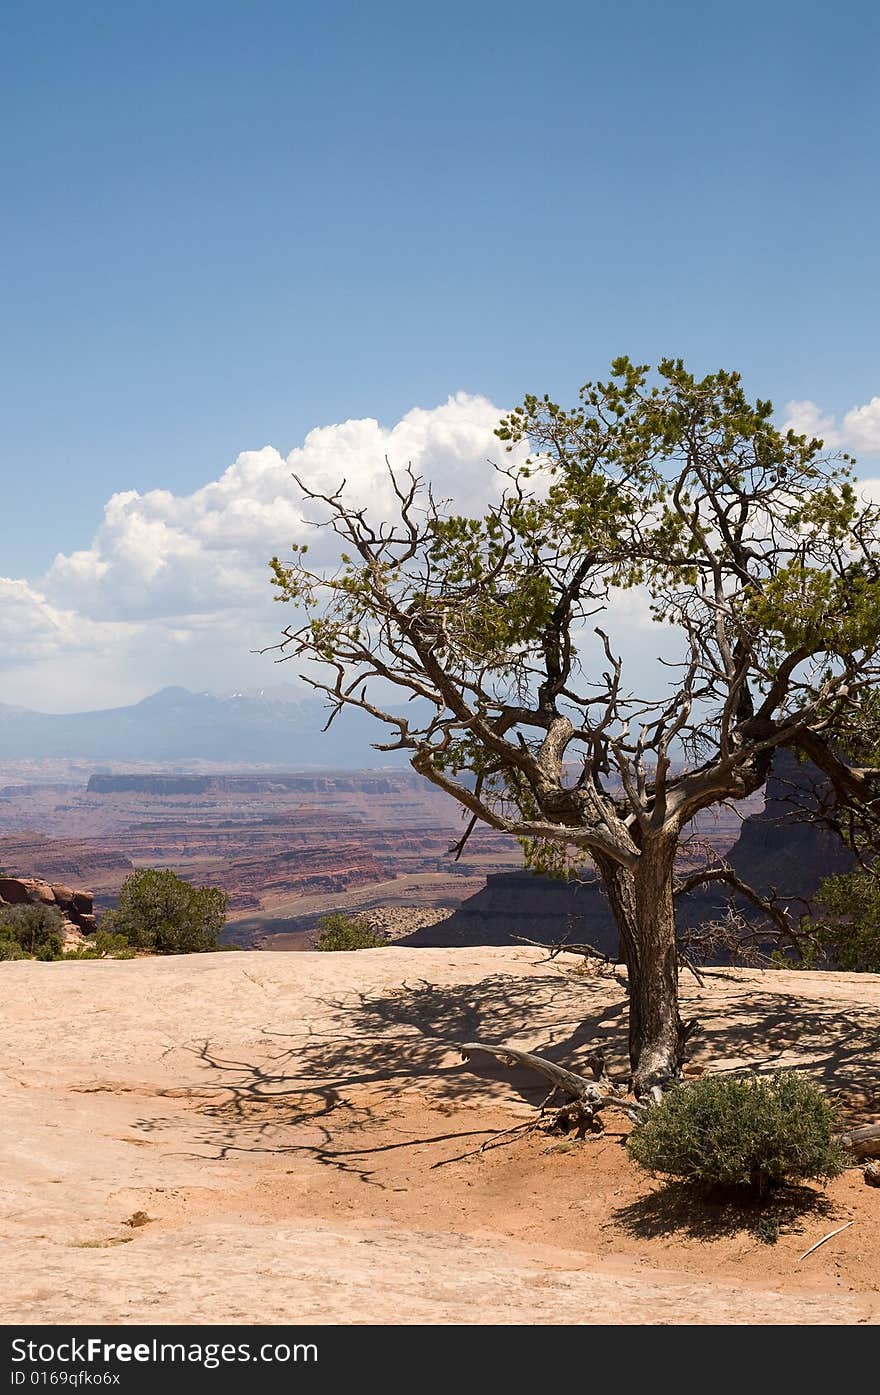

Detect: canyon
[0,749,851,955]
[0,761,521,923]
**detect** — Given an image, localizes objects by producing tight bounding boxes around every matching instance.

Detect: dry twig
[798,1221,853,1262]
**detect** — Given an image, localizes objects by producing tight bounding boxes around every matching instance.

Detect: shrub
[0,931,28,961]
[314,913,388,951]
[67,930,137,960]
[103,869,227,954]
[627,1071,847,1195]
[0,903,64,960]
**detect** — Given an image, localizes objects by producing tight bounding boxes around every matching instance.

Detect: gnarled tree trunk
[595,835,688,1095]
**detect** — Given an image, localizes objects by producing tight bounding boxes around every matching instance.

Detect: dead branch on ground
[459,1041,645,1134]
[838,1123,880,1159]
[458,1044,880,1155]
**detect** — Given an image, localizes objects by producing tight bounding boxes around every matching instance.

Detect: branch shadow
[679,977,880,1119]
[126,965,880,1185]
[129,967,629,1176]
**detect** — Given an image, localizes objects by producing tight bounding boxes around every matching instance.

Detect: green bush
[627,1071,847,1195]
[102,869,227,954]
[314,913,388,951]
[0,932,28,961]
[811,868,880,972]
[67,930,137,960]
[0,903,64,960]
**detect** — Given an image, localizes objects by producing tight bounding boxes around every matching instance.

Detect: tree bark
[595,836,688,1095]
[838,1123,880,1159]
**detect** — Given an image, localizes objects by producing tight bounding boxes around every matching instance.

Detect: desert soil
[2,948,879,1325]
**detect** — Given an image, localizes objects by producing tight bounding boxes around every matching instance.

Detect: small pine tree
[103,869,227,954]
[811,867,880,972]
[0,903,64,960]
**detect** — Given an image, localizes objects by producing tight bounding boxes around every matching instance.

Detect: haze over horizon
[2,1,879,714]
[0,681,424,764]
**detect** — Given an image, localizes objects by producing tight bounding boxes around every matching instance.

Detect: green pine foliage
[0,903,65,960]
[811,868,880,972]
[102,868,228,954]
[0,931,29,961]
[66,930,137,960]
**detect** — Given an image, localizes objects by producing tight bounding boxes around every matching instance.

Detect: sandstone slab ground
[2,949,879,1324]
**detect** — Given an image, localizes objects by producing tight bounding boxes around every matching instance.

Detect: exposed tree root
[459,1041,645,1135]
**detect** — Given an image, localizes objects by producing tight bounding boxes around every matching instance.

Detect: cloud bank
[3,390,879,714]
[1,394,533,710]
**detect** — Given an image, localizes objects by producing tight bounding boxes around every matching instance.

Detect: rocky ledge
[0,876,97,947]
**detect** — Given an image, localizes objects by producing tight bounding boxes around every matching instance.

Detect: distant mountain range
[0,686,415,765]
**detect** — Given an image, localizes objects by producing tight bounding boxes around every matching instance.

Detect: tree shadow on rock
[130,968,628,1172]
[681,978,880,1119]
[286,970,629,1108]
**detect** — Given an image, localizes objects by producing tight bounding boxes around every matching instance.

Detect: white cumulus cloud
[782,395,880,456]
[41,393,515,624]
[0,577,140,668]
[1,394,530,708]
[7,389,875,714]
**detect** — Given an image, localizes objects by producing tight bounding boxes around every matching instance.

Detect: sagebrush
[627,1071,847,1195]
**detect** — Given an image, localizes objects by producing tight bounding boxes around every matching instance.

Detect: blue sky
[2,1,879,710]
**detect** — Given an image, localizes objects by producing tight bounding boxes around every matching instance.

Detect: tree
[269,358,880,1095]
[314,912,388,950]
[104,869,227,954]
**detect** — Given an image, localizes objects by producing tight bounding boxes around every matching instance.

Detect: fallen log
[459,1041,643,1131]
[838,1123,880,1159]
[460,1042,598,1100]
